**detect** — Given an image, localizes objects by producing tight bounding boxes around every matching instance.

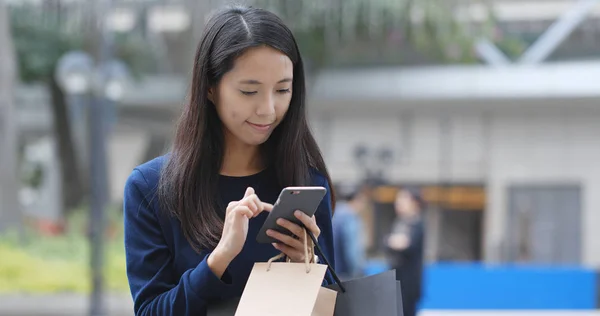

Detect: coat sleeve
[312,173,337,285]
[124,169,233,316]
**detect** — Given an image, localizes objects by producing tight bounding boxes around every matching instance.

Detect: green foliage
[113,33,158,79]
[9,7,82,82]
[9,6,157,84]
[0,207,129,294]
[251,0,528,67]
[485,18,528,61]
[20,161,44,189]
[252,0,480,67]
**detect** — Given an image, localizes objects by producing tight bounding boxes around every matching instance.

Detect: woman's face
[395,190,417,216]
[210,45,294,146]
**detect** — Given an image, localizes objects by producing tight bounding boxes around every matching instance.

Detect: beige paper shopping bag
[312,287,337,316]
[235,229,337,316]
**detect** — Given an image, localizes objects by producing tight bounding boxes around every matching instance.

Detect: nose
[256,93,276,117]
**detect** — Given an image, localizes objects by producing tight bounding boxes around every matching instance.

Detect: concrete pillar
[0,1,22,232]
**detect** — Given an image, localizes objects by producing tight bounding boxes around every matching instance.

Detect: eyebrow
[239,78,293,84]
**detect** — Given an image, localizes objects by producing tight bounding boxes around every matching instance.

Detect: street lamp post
[55,51,95,175]
[55,51,129,316]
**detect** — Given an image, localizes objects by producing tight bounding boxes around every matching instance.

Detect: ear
[207,87,216,104]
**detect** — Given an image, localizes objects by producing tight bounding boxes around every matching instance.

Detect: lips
[247,122,273,132]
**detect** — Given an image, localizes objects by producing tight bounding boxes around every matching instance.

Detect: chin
[243,134,272,146]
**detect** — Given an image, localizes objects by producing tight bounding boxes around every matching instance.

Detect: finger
[252,202,273,218]
[294,211,320,237]
[262,202,274,212]
[232,205,253,219]
[244,187,255,198]
[272,243,304,262]
[248,195,273,214]
[226,201,239,214]
[267,229,303,249]
[241,194,260,213]
[276,218,304,239]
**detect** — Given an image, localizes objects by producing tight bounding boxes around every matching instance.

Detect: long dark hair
[158,5,335,252]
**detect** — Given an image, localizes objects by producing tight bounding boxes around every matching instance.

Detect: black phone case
[256,186,327,244]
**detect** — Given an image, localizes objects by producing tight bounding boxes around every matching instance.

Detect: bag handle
[267,228,313,273]
[305,229,346,293]
[266,228,346,293]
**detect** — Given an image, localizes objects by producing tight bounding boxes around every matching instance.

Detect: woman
[386,188,426,316]
[123,5,336,315]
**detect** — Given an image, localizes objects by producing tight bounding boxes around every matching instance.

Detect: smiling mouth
[247,122,273,131]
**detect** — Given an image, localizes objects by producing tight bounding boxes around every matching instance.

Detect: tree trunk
[49,76,85,214]
[0,0,22,232]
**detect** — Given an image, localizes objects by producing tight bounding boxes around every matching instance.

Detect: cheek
[230,109,238,120]
[217,93,248,123]
[275,96,292,119]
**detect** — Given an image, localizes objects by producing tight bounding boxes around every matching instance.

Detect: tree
[12,6,84,215]
[0,0,21,232]
[9,3,157,216]
[250,0,480,67]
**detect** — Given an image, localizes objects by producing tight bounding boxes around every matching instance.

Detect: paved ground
[420,312,600,316]
[0,294,133,316]
[1,294,598,316]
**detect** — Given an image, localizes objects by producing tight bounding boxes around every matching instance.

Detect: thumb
[244,187,255,198]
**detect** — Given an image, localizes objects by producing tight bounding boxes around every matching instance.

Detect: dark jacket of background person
[386,188,426,316]
[388,217,425,300]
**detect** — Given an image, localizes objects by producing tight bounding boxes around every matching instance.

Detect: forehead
[227,46,293,82]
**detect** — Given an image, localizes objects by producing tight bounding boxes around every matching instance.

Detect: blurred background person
[386,187,426,316]
[332,183,369,280]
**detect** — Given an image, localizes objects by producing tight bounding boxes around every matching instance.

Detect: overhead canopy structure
[311,60,600,105]
[17,60,600,132]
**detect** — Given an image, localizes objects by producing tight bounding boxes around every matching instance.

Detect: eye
[277,88,291,94]
[240,90,257,96]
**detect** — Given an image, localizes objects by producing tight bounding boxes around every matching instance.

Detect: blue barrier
[363,261,598,310]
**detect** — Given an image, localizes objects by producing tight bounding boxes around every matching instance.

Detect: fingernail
[267,229,273,236]
[295,210,302,217]
[276,218,284,225]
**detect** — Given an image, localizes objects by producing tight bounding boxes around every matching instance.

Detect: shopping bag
[234,229,337,316]
[396,280,404,316]
[207,288,337,316]
[325,269,402,316]
[206,297,239,316]
[208,228,402,315]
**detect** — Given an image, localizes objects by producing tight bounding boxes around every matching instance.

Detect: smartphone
[256,186,327,244]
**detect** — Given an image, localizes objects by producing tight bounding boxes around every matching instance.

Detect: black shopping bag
[325,270,403,316]
[396,279,404,315]
[207,297,240,316]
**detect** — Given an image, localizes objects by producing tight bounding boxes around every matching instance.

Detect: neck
[220,132,264,177]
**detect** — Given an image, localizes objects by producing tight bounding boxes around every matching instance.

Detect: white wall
[485,110,600,267]
[310,107,600,267]
[311,111,489,184]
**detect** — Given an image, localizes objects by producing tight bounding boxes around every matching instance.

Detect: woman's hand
[267,210,320,262]
[387,233,410,251]
[209,187,273,277]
